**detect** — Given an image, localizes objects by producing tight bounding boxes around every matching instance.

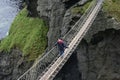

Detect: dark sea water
[0,0,22,39]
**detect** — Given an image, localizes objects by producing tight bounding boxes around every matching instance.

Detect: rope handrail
[63,0,98,45]
[63,0,96,39]
[17,0,98,80]
[17,47,56,79]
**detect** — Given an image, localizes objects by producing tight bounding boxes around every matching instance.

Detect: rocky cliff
[36,0,120,80]
[0,49,33,80]
[37,0,88,49]
[77,11,120,80]
[25,0,38,17]
[54,10,120,80]
[0,0,120,80]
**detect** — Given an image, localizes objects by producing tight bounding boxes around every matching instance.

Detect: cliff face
[28,0,120,80]
[0,49,33,80]
[37,0,65,49]
[37,0,88,49]
[1,0,120,80]
[54,52,81,80]
[79,29,120,80]
[84,11,120,42]
[76,11,120,80]
[54,11,120,80]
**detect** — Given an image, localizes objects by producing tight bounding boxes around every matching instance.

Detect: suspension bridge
[17,0,104,80]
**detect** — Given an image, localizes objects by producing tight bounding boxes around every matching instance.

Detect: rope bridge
[17,0,104,80]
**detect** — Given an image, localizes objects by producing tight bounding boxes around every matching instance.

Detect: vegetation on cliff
[0,8,48,60]
[103,0,120,21]
[71,1,92,15]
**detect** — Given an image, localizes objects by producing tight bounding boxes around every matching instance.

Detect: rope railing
[17,0,98,80]
[63,0,97,44]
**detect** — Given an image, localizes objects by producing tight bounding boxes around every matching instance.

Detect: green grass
[103,0,120,21]
[0,8,48,60]
[71,0,92,14]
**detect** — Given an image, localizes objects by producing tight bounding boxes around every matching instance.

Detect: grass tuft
[71,0,92,15]
[103,0,120,21]
[0,8,48,60]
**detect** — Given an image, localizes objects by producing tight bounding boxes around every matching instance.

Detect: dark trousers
[59,49,64,55]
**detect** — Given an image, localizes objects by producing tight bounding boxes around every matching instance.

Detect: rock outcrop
[37,0,88,49]
[54,10,120,80]
[25,0,38,17]
[37,0,65,49]
[77,29,120,80]
[84,11,120,42]
[34,0,120,80]
[54,52,82,80]
[0,49,33,80]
